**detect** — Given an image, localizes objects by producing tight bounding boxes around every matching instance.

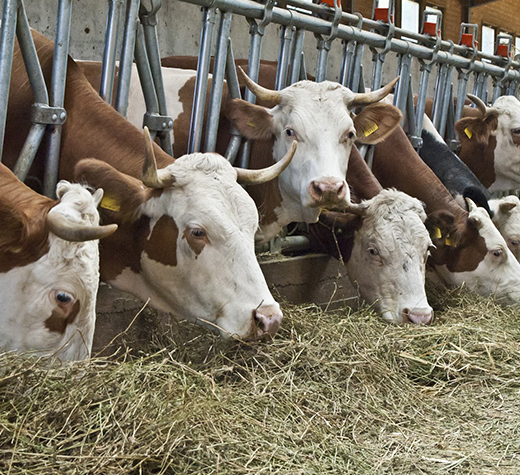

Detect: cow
[308,188,434,324]
[455,94,520,192]
[489,195,520,261]
[79,60,403,243]
[0,163,117,360]
[371,126,520,304]
[3,30,296,340]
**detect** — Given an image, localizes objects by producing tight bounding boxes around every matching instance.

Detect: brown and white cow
[455,94,520,192]
[3,30,294,340]
[80,61,402,244]
[0,163,116,360]
[372,126,520,304]
[489,195,520,261]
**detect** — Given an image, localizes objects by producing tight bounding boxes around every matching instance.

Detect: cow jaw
[345,190,433,324]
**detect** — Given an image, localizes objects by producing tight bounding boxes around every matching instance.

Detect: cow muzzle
[309,178,348,207]
[403,307,434,325]
[253,304,283,339]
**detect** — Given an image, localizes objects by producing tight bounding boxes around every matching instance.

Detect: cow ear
[455,112,499,146]
[74,158,148,223]
[225,98,275,140]
[0,198,28,254]
[353,103,402,145]
[425,210,461,248]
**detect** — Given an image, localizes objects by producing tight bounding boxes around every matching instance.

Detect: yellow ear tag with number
[100,195,121,212]
[464,127,473,139]
[432,226,442,239]
[364,122,379,137]
[246,118,256,128]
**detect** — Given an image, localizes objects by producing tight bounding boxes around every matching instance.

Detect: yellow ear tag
[100,195,121,212]
[432,226,442,239]
[444,235,453,247]
[464,127,473,139]
[364,122,379,137]
[246,118,256,128]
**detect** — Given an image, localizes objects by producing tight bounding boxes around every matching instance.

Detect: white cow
[490,195,520,261]
[0,165,116,361]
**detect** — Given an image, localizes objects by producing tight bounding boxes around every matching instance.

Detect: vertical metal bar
[342,41,356,87]
[315,36,329,83]
[275,25,294,90]
[43,0,73,198]
[13,125,47,180]
[338,40,349,86]
[370,51,385,90]
[0,0,18,160]
[432,64,448,131]
[187,7,217,154]
[224,40,243,164]
[437,66,454,138]
[413,62,431,137]
[114,0,140,117]
[204,10,232,152]
[349,43,364,92]
[394,54,411,115]
[288,28,305,85]
[455,69,469,122]
[134,24,159,118]
[99,0,124,103]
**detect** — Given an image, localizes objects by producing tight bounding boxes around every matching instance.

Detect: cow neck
[372,127,466,221]
[347,146,382,201]
[458,135,497,188]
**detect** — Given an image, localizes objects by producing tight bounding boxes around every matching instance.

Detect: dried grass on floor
[2,286,520,474]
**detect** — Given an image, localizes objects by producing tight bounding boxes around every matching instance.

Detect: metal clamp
[142,112,174,132]
[30,103,67,125]
[139,0,162,26]
[248,0,274,36]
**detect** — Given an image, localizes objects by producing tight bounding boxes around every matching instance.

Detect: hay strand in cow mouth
[3,285,520,473]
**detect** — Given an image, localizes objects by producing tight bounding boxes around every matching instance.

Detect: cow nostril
[311,181,323,197]
[253,312,266,332]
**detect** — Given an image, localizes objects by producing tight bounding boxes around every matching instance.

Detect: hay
[2,287,520,474]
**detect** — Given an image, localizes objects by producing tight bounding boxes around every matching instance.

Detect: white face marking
[433,204,520,304]
[0,183,101,361]
[345,190,433,324]
[110,154,281,339]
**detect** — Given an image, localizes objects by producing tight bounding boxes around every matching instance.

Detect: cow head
[0,180,116,361]
[226,69,402,225]
[342,189,433,324]
[74,131,297,340]
[427,199,520,304]
[456,94,520,191]
[490,195,520,261]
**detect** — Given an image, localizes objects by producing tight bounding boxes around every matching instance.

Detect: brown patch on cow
[426,209,487,273]
[225,99,275,141]
[144,215,179,266]
[455,114,499,188]
[347,147,382,200]
[354,102,402,145]
[0,164,56,272]
[45,300,81,334]
[182,229,209,256]
[307,211,363,264]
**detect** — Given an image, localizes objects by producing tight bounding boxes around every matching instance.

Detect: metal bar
[275,25,294,89]
[0,0,18,160]
[394,53,412,115]
[114,0,140,117]
[455,69,469,122]
[288,28,305,85]
[204,10,232,152]
[224,41,243,164]
[43,0,73,198]
[188,7,217,154]
[437,66,454,138]
[99,0,124,103]
[12,124,46,180]
[315,36,329,83]
[413,62,432,140]
[134,26,159,115]
[349,42,364,92]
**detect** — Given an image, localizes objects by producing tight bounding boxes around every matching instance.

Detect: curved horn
[343,202,368,216]
[235,140,297,185]
[465,197,478,212]
[142,126,175,188]
[347,77,400,107]
[47,209,118,242]
[237,66,281,106]
[467,93,488,116]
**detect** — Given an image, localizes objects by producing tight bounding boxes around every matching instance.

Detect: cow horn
[142,126,175,188]
[467,94,488,116]
[47,209,118,242]
[237,66,281,106]
[347,77,400,107]
[235,140,297,185]
[344,202,368,216]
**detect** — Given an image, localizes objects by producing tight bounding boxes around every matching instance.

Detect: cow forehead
[492,96,520,124]
[470,207,509,248]
[54,184,100,224]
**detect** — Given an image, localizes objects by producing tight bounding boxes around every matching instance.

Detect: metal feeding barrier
[1,0,519,213]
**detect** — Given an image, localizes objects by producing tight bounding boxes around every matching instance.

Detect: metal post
[394,53,412,115]
[187,7,217,154]
[288,28,305,85]
[204,10,232,152]
[0,0,18,160]
[99,0,124,104]
[276,25,295,89]
[43,0,73,198]
[114,0,140,117]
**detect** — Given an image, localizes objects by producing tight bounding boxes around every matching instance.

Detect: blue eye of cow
[56,291,72,303]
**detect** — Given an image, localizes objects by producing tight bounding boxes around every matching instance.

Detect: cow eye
[54,291,74,305]
[348,131,356,140]
[285,128,296,138]
[491,249,503,258]
[512,128,520,135]
[189,228,206,239]
[368,247,379,256]
[510,239,520,247]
